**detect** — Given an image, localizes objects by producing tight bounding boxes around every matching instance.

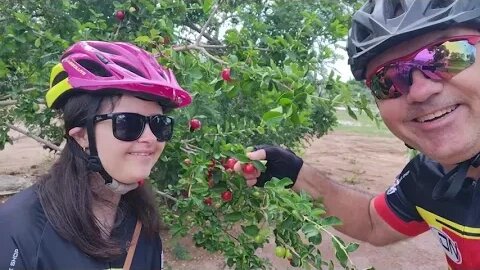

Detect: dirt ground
[0,131,446,269]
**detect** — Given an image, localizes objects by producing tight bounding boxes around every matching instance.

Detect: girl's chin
[113,174,150,184]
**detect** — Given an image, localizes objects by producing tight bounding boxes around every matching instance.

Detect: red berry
[203,197,213,206]
[115,10,125,21]
[223,158,237,170]
[221,190,233,202]
[180,190,189,198]
[189,118,201,131]
[221,68,232,82]
[242,163,257,174]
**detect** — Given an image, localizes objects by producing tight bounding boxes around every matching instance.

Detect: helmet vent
[354,22,373,43]
[113,60,146,78]
[385,0,405,19]
[430,0,454,9]
[363,1,375,14]
[52,71,68,87]
[77,59,112,77]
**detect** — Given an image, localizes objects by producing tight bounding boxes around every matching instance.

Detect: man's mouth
[415,105,459,123]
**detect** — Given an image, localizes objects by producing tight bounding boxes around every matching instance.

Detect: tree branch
[200,48,228,65]
[6,124,62,152]
[184,22,221,44]
[171,44,228,66]
[195,0,222,45]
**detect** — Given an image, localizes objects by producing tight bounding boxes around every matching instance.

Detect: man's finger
[246,179,257,187]
[247,149,267,161]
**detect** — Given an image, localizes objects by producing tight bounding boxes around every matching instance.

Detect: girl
[0,41,191,270]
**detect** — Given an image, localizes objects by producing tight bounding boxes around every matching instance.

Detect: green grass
[333,108,392,137]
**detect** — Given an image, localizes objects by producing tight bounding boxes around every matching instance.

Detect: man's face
[366,27,480,166]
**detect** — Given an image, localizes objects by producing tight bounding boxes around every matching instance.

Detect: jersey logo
[386,170,410,195]
[431,228,462,264]
[9,248,18,270]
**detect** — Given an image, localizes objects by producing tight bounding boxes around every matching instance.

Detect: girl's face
[93,95,166,184]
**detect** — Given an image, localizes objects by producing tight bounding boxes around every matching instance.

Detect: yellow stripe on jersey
[417,206,480,239]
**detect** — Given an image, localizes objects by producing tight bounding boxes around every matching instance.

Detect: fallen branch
[155,189,178,202]
[6,124,62,152]
[0,100,16,106]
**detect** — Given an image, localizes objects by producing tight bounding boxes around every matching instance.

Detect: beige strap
[123,220,142,270]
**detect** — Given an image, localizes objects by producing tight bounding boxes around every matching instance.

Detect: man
[236,1,480,269]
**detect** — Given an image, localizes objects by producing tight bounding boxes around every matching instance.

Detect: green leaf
[321,216,342,226]
[347,106,358,120]
[224,212,242,222]
[332,237,348,267]
[242,225,260,237]
[134,36,151,44]
[278,98,292,106]
[251,160,266,172]
[265,177,293,188]
[345,242,359,253]
[203,0,214,13]
[308,234,322,245]
[34,38,41,48]
[262,110,283,123]
[232,153,249,163]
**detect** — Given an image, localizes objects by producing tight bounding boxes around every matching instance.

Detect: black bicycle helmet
[347,0,480,80]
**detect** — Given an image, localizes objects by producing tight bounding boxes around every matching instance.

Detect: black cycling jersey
[374,154,480,270]
[0,185,163,270]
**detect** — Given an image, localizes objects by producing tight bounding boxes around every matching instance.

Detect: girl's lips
[128,152,153,156]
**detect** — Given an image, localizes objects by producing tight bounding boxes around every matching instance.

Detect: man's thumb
[247,149,267,161]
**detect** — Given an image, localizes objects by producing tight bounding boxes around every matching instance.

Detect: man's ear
[68,127,89,148]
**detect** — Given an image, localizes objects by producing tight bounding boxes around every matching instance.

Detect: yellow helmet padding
[46,63,73,108]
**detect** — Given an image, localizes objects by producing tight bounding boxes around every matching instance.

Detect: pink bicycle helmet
[46,40,191,109]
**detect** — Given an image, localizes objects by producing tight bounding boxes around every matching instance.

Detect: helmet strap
[432,153,480,200]
[86,116,113,184]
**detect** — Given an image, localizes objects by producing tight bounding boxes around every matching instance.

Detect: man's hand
[234,145,303,187]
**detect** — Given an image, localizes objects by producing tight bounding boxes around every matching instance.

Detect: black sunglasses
[94,112,174,142]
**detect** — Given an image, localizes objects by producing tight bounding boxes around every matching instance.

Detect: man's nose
[405,69,444,104]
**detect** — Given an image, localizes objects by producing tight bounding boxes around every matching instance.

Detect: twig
[195,0,222,45]
[6,124,62,152]
[113,22,121,40]
[200,48,228,65]
[0,100,16,106]
[199,43,270,52]
[155,189,178,202]
[184,22,221,44]
[304,216,356,267]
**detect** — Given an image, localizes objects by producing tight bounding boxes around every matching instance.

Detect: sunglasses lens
[113,113,145,141]
[436,40,476,76]
[369,39,477,100]
[370,66,407,99]
[150,115,173,142]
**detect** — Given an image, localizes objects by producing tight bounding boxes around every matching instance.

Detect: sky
[332,41,354,82]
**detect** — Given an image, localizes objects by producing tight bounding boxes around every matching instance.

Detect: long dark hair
[37,93,161,258]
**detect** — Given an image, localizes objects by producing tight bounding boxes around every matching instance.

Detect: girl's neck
[90,174,122,237]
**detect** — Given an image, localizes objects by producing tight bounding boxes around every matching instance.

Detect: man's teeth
[416,105,457,123]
